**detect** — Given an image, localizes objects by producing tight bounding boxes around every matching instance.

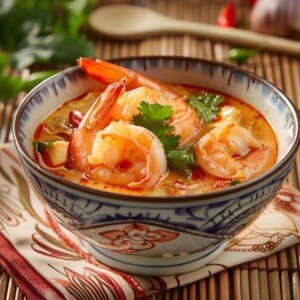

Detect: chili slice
[217,2,237,28]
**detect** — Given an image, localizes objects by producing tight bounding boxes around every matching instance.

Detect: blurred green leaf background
[0,0,96,102]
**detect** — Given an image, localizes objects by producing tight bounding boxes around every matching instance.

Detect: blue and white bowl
[13,57,300,276]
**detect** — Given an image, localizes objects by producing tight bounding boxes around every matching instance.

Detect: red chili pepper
[69,110,84,128]
[217,2,237,27]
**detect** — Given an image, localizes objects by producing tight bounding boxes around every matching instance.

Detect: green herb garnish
[228,46,264,64]
[0,70,57,102]
[188,92,224,123]
[32,141,53,153]
[132,101,180,153]
[0,0,95,70]
[167,146,195,178]
[230,180,242,186]
[0,74,24,102]
[132,101,195,177]
[0,0,96,102]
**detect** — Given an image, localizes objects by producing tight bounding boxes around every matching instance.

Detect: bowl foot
[83,241,228,276]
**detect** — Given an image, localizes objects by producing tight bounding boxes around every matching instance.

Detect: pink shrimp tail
[69,79,126,172]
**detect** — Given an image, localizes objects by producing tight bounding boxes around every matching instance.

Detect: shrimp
[218,106,242,122]
[195,120,270,180]
[78,57,179,99]
[78,58,202,145]
[69,79,126,172]
[88,122,167,189]
[110,87,201,145]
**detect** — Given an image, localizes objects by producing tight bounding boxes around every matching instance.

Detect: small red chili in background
[69,110,84,128]
[217,2,237,28]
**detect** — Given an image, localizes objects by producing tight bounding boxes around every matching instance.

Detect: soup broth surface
[34,85,278,196]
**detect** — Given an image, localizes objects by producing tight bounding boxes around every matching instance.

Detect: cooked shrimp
[88,122,167,189]
[78,57,179,99]
[218,106,242,122]
[78,58,203,145]
[110,87,201,145]
[69,79,126,172]
[213,106,242,127]
[195,120,269,179]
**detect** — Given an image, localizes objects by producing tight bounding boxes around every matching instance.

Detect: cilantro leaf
[160,134,180,153]
[132,101,195,177]
[137,101,173,121]
[167,147,195,177]
[32,141,53,152]
[132,114,175,141]
[188,92,223,123]
[132,101,180,153]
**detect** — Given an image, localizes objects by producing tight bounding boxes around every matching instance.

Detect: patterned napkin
[0,143,299,299]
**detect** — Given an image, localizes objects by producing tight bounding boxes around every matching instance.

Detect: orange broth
[33,85,278,196]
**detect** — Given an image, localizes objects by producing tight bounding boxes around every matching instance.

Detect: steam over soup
[33,58,278,196]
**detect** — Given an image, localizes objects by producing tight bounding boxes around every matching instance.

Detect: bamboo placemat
[0,0,299,299]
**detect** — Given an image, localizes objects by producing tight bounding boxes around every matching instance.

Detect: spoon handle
[163,19,300,56]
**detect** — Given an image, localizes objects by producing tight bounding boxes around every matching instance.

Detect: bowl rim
[13,55,300,203]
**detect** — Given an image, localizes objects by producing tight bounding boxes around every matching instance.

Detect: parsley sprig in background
[0,0,95,102]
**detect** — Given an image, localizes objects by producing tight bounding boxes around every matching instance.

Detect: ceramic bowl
[13,57,300,276]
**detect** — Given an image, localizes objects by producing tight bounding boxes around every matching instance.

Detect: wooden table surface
[0,0,299,299]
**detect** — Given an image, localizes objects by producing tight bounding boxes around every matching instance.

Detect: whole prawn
[68,78,168,189]
[78,58,202,146]
[195,120,270,180]
[69,79,126,172]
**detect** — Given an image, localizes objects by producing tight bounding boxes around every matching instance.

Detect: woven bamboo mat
[0,0,299,299]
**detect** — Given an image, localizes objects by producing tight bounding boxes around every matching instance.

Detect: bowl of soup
[13,57,299,276]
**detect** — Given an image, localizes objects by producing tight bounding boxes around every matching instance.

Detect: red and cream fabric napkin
[0,143,299,299]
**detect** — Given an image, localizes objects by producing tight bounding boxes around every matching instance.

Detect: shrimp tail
[69,79,126,172]
[84,77,127,131]
[78,57,179,98]
[78,57,136,87]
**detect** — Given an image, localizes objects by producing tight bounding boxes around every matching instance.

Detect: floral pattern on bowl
[99,223,179,253]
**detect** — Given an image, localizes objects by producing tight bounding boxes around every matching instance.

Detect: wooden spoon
[88,5,300,56]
